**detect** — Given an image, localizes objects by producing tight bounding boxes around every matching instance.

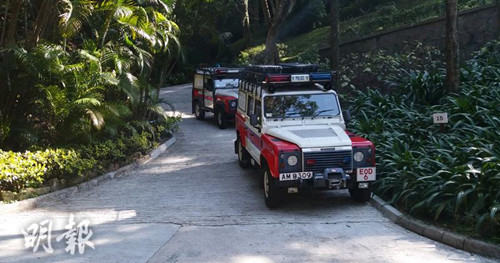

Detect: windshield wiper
[312,109,336,118]
[283,111,303,119]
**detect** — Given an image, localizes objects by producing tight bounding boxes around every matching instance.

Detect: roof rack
[196,67,244,77]
[280,63,319,73]
[242,64,334,92]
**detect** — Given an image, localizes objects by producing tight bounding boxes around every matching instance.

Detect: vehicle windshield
[264,93,340,118]
[214,78,239,88]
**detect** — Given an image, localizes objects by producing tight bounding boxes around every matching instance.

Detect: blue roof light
[310,72,332,81]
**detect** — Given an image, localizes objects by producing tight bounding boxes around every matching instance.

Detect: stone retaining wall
[320,4,497,58]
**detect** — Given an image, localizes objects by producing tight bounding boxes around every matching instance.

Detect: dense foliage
[0,0,180,150]
[348,41,500,242]
[339,42,445,96]
[0,119,179,198]
[340,0,494,41]
[236,0,493,66]
[0,0,182,199]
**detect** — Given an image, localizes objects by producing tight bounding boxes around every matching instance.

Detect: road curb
[370,194,500,259]
[0,136,177,214]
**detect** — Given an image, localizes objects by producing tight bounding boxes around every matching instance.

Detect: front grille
[304,150,352,174]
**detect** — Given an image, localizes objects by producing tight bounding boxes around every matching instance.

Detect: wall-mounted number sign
[433,113,448,124]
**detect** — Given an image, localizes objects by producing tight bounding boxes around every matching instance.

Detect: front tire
[194,101,205,120]
[263,165,282,208]
[215,108,228,129]
[349,188,371,202]
[237,137,251,169]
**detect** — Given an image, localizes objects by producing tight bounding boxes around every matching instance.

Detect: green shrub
[348,40,500,241]
[236,43,288,65]
[42,148,96,180]
[0,115,181,195]
[125,132,157,155]
[0,149,95,192]
[340,42,444,94]
[0,151,46,191]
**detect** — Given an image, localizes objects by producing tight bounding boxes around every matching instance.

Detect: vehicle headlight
[230,101,237,108]
[354,152,365,162]
[287,155,298,166]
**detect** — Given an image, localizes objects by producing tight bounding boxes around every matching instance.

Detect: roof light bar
[242,64,335,91]
[310,72,332,82]
[265,75,291,83]
[215,69,227,74]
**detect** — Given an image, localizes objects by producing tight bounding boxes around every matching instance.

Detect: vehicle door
[203,76,214,109]
[245,95,262,163]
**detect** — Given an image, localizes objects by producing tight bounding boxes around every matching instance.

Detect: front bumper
[275,168,369,190]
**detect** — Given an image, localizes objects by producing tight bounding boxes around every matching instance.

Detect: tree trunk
[100,12,114,49]
[445,0,459,93]
[242,0,252,45]
[249,0,261,27]
[264,27,279,64]
[261,0,272,30]
[157,54,178,98]
[261,0,296,64]
[26,0,54,50]
[330,0,340,88]
[497,0,500,37]
[4,0,23,47]
[0,0,10,47]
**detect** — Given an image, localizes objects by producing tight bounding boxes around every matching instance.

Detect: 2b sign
[357,167,376,181]
[433,113,448,124]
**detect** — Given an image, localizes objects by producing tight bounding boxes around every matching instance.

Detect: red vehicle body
[192,67,243,129]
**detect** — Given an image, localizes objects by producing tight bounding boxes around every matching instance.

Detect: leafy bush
[0,117,180,197]
[124,132,158,155]
[339,0,493,41]
[340,41,444,95]
[349,41,500,241]
[0,151,46,191]
[236,43,288,65]
[0,149,94,192]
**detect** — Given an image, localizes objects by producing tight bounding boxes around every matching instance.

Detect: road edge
[0,136,177,214]
[370,194,500,259]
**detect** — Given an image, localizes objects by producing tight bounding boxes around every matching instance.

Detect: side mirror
[343,109,351,125]
[249,114,259,127]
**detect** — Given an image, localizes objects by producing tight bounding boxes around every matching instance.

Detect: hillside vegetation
[236,0,494,65]
[348,40,500,243]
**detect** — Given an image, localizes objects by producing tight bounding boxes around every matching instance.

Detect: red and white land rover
[192,67,243,129]
[234,64,376,208]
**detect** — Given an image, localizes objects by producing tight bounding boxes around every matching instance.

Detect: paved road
[0,84,495,263]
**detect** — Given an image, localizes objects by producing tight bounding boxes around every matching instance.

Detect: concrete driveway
[0,84,495,263]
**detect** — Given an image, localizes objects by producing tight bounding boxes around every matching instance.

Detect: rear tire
[194,101,205,120]
[263,165,282,208]
[349,188,371,202]
[215,108,228,129]
[237,137,251,169]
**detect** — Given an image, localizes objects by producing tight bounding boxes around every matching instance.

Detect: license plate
[279,172,313,181]
[291,74,310,82]
[357,167,376,181]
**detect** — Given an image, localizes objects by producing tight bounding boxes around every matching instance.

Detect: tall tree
[445,0,459,93]
[497,0,500,37]
[3,0,23,47]
[261,0,296,64]
[241,0,252,45]
[330,0,340,88]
